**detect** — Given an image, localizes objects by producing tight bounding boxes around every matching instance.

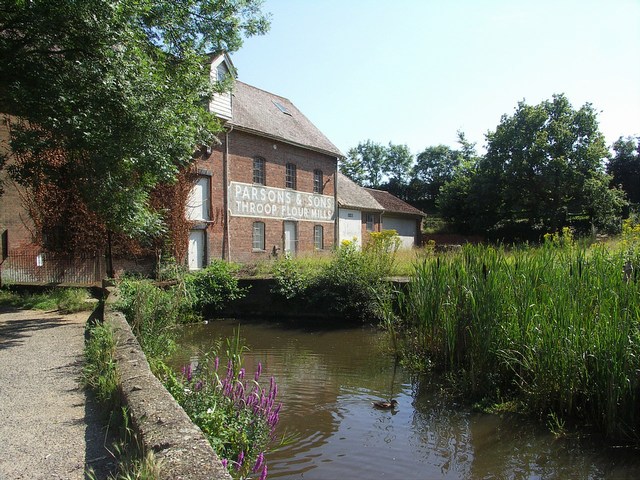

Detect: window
[252,222,265,250]
[366,213,375,232]
[253,157,265,185]
[286,163,297,189]
[186,176,210,221]
[216,62,229,82]
[273,100,291,115]
[313,169,323,194]
[314,225,324,250]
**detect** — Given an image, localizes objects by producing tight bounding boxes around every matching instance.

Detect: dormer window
[217,62,229,82]
[209,53,235,120]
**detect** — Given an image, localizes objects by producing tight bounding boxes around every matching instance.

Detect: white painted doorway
[188,230,206,270]
[338,208,362,248]
[283,221,297,254]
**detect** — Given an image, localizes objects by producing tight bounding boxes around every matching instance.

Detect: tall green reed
[395,239,640,441]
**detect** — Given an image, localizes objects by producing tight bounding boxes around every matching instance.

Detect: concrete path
[0,306,115,479]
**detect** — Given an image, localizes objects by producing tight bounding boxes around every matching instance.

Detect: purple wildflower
[194,380,203,391]
[259,463,268,480]
[255,362,262,382]
[221,459,228,468]
[253,452,265,473]
[214,356,219,371]
[235,451,245,471]
[238,368,245,380]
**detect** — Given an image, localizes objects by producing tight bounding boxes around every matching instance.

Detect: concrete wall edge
[103,286,232,480]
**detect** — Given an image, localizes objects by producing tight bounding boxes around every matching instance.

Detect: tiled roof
[365,188,426,217]
[231,81,343,158]
[337,173,383,211]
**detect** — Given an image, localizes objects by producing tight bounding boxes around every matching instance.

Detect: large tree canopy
[439,94,626,234]
[0,0,269,236]
[340,140,412,189]
[608,136,640,205]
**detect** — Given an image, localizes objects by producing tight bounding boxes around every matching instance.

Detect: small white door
[188,230,206,270]
[339,208,362,248]
[283,221,297,254]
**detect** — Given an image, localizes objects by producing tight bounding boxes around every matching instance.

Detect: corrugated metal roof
[336,173,383,211]
[365,188,426,217]
[230,81,343,159]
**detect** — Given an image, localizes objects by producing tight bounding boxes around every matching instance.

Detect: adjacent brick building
[336,173,425,249]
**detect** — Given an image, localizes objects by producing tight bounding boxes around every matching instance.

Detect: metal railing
[0,252,105,286]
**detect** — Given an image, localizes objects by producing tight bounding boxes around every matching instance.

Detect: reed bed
[395,240,640,441]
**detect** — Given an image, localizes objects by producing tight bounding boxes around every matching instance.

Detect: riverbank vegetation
[269,230,402,323]
[386,223,640,442]
[114,263,276,479]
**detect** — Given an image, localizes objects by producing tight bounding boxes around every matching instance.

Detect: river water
[170,319,640,479]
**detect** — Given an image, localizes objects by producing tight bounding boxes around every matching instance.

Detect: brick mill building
[186,53,343,267]
[1,52,426,282]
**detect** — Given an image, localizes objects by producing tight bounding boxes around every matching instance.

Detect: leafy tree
[340,140,413,190]
[437,160,475,230]
[414,145,461,208]
[481,94,616,231]
[339,151,367,186]
[412,132,477,212]
[341,140,388,188]
[583,175,626,233]
[608,136,640,205]
[385,142,413,185]
[439,95,625,235]
[0,0,270,237]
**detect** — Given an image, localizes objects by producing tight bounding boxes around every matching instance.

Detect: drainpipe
[334,158,339,248]
[223,125,233,261]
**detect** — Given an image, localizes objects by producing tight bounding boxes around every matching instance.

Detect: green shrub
[116,279,192,359]
[310,237,395,323]
[184,260,246,314]
[55,288,92,313]
[271,254,311,300]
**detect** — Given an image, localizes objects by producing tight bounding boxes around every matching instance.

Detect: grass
[83,320,119,406]
[390,232,640,442]
[0,287,94,313]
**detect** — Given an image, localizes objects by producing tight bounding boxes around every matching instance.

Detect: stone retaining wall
[103,287,231,480]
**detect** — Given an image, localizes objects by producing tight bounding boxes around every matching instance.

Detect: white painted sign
[229,182,335,223]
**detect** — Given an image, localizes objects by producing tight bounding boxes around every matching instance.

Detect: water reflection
[170,320,640,480]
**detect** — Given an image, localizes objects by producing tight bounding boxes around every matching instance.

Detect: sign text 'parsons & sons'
[229,182,335,223]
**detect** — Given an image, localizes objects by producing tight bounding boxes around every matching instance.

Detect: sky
[232,0,640,157]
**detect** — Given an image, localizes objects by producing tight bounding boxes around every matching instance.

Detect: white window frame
[314,225,324,250]
[285,163,297,189]
[313,169,323,194]
[185,176,210,221]
[252,221,265,251]
[253,157,266,185]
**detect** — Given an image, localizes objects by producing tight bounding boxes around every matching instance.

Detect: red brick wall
[195,129,337,263]
[360,212,381,246]
[0,116,37,256]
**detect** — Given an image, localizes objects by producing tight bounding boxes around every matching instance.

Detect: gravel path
[0,306,115,479]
